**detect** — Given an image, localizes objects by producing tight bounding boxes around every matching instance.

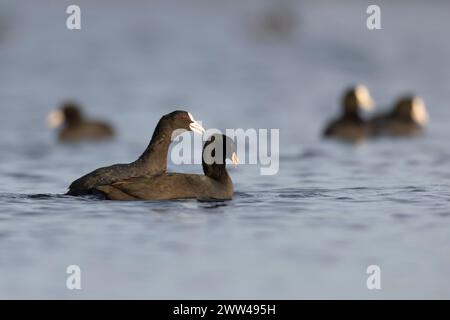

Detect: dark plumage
[47,102,115,142]
[323,85,376,142]
[94,134,239,201]
[66,110,205,196]
[371,96,429,137]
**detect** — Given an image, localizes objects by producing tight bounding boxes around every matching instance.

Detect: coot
[47,101,115,142]
[323,85,376,142]
[371,95,429,136]
[66,110,205,196]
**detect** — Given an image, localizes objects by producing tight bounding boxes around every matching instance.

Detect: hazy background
[0,0,449,299]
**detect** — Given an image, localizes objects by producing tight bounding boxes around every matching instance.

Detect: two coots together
[59,110,238,201]
[324,85,429,142]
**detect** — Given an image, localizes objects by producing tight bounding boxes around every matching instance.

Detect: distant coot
[371,96,429,137]
[47,101,115,142]
[94,134,239,201]
[323,85,376,142]
[66,110,206,196]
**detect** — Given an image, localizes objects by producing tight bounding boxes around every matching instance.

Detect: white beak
[355,85,375,111]
[47,109,65,128]
[231,152,240,167]
[189,120,206,135]
[412,97,429,126]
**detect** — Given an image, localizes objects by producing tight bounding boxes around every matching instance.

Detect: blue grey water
[0,0,449,299]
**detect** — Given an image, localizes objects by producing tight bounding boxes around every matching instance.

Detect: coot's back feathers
[67,163,144,196]
[96,172,233,201]
[324,116,374,142]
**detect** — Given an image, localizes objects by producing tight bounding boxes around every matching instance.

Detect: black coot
[323,85,376,142]
[371,95,429,136]
[47,101,115,142]
[66,110,205,196]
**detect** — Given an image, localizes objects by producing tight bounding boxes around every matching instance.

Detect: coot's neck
[134,118,174,174]
[342,95,364,121]
[202,162,230,182]
[343,107,362,121]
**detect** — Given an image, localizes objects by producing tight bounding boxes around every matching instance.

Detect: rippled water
[1,0,450,299]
